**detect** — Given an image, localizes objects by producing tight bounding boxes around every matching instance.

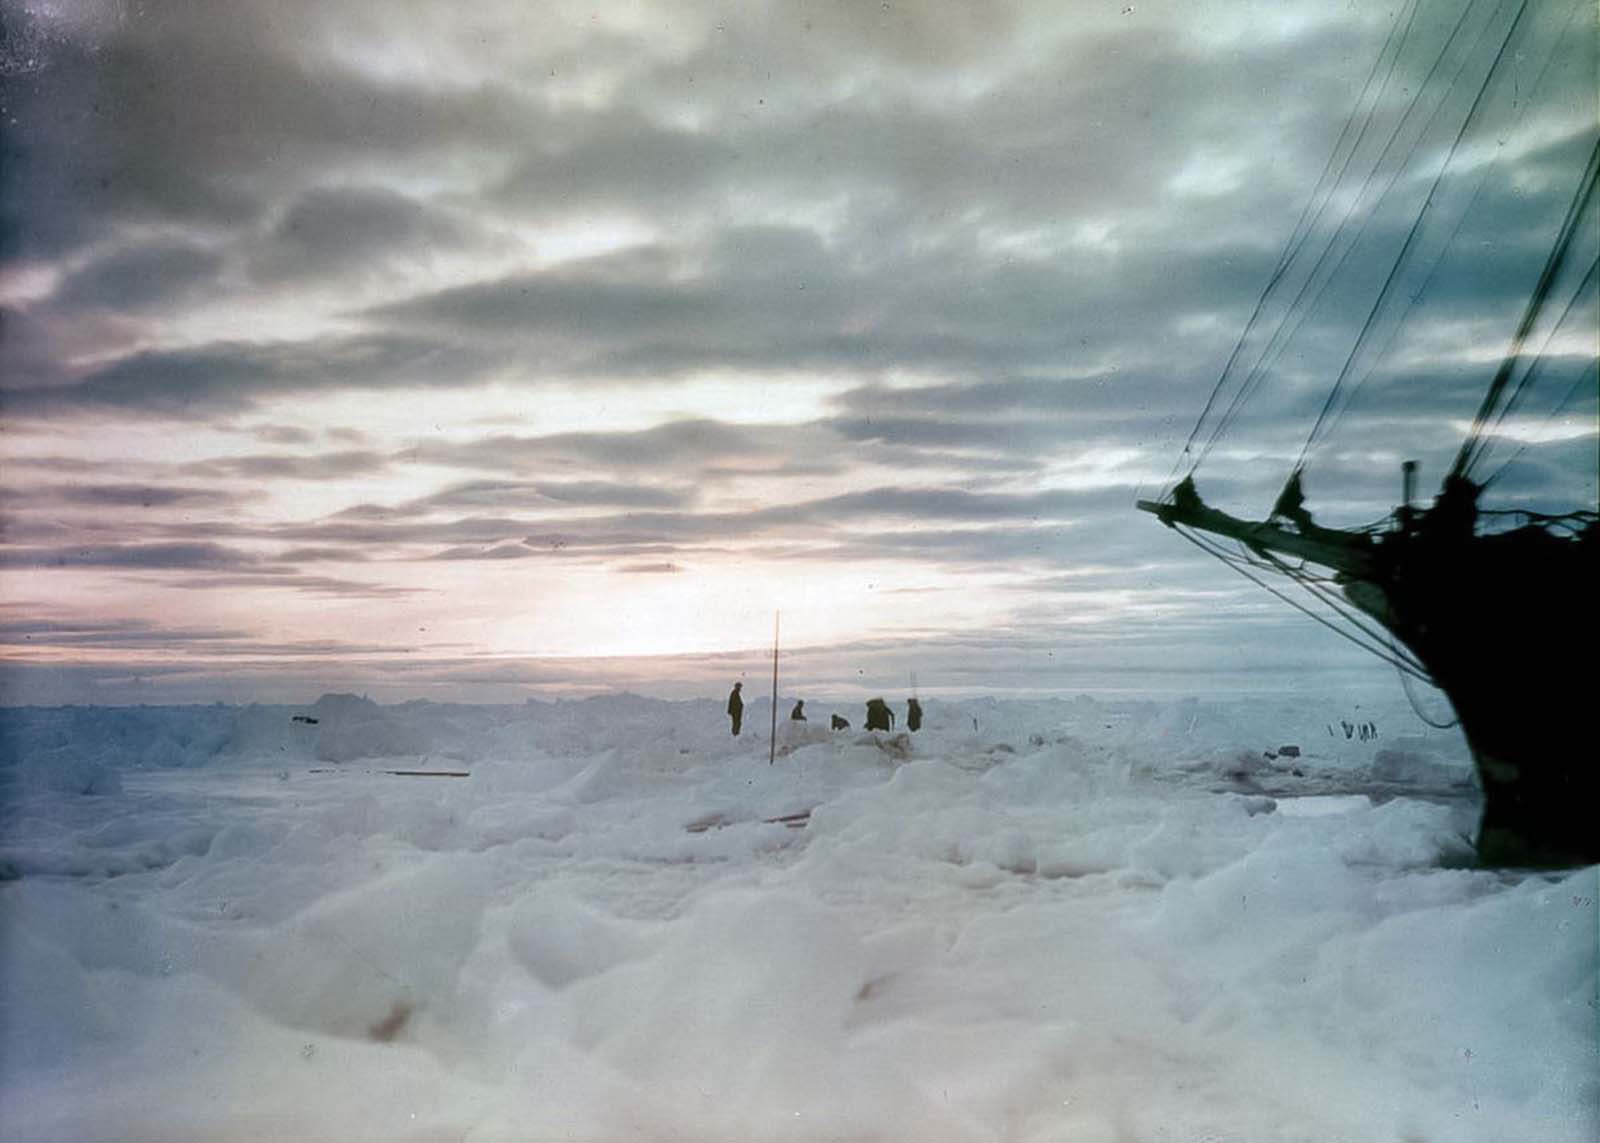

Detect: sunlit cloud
[2,0,1593,702]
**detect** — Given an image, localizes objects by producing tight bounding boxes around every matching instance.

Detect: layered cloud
[2,0,1593,702]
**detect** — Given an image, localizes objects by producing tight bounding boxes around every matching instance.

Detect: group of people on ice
[726,682,921,737]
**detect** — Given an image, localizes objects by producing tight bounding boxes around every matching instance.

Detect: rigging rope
[1473,260,1600,485]
[1309,0,1593,461]
[1452,132,1600,477]
[1453,134,1600,479]
[1487,257,1600,434]
[1199,0,1496,472]
[1174,526,1437,682]
[1394,646,1460,728]
[1481,354,1600,492]
[1260,553,1432,676]
[1169,0,1421,488]
[1299,0,1534,469]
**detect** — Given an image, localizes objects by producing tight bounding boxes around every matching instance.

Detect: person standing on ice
[790,699,807,721]
[865,697,894,732]
[727,682,744,736]
[906,697,923,732]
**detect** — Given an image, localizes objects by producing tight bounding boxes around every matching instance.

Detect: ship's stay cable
[1179,518,1432,680]
[1394,646,1460,727]
[1481,354,1600,493]
[1197,0,1498,474]
[1453,133,1600,479]
[1474,256,1600,484]
[1168,0,1420,490]
[1298,0,1533,470]
[1174,526,1437,682]
[1252,546,1433,676]
[1491,256,1600,431]
[1190,0,1479,478]
[1296,0,1587,465]
[1172,0,1417,483]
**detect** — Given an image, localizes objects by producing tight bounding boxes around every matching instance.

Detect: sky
[1,0,1595,705]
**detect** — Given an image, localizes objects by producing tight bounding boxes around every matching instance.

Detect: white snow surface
[0,692,1594,1142]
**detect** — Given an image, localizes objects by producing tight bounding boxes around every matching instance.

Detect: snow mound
[308,693,429,762]
[0,691,1590,1142]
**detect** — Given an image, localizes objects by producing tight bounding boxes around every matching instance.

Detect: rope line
[1310,0,1592,459]
[1481,354,1600,492]
[1202,0,1498,471]
[1260,552,1433,676]
[1394,642,1461,727]
[1453,134,1600,478]
[1300,0,1534,468]
[1474,256,1600,480]
[1175,526,1437,682]
[1170,0,1422,488]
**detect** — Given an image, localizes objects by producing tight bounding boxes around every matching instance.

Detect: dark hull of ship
[1344,520,1598,868]
[1140,491,1599,869]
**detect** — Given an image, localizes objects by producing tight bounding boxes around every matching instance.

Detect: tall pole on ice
[769,611,780,765]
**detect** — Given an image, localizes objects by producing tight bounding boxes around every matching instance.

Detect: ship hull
[1345,523,1599,868]
[1140,492,1597,868]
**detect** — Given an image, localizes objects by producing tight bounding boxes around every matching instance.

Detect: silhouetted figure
[1425,473,1481,542]
[830,714,850,730]
[790,700,807,721]
[1271,468,1315,532]
[906,697,923,732]
[727,682,744,736]
[865,698,894,732]
[1172,475,1203,515]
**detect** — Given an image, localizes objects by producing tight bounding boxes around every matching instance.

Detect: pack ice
[0,691,1594,1142]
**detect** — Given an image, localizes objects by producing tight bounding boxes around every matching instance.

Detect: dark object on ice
[727,682,744,736]
[864,698,895,732]
[292,715,319,724]
[906,697,923,732]
[766,810,812,828]
[830,714,850,730]
[368,1001,413,1042]
[1278,745,1300,759]
[1138,28,1600,867]
[790,700,807,721]
[307,769,469,777]
[688,808,815,834]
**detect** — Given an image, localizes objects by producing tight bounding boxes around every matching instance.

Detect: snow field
[0,692,1594,1141]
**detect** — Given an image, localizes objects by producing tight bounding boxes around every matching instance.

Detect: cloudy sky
[1,0,1595,704]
